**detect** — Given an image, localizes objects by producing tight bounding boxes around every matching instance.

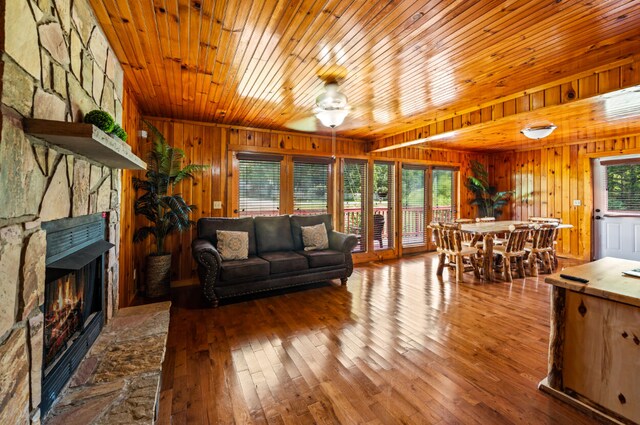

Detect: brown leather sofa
[192,214,357,307]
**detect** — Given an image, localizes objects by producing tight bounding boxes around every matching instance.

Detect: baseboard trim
[538,378,625,425]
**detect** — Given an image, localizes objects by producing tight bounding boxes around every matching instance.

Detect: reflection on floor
[157,253,594,424]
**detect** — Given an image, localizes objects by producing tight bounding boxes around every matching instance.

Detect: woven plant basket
[146,253,171,297]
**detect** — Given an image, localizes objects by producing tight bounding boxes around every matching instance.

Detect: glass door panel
[432,168,456,222]
[343,160,368,253]
[401,166,427,247]
[373,162,395,250]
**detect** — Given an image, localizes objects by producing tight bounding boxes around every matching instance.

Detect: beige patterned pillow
[216,230,249,260]
[301,223,329,251]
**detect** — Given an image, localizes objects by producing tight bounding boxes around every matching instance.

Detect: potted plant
[133,121,207,297]
[84,110,128,142]
[465,160,514,218]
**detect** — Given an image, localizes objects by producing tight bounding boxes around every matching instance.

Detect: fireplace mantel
[24,119,146,170]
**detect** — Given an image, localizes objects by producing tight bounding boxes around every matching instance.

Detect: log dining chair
[430,222,481,282]
[492,224,531,282]
[528,217,562,266]
[455,218,475,245]
[525,223,558,276]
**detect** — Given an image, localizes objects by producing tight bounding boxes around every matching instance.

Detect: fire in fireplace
[45,272,83,366]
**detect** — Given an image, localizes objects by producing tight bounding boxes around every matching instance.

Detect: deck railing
[344,206,454,245]
[238,206,454,248]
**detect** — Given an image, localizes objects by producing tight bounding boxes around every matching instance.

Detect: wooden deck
[157,254,600,424]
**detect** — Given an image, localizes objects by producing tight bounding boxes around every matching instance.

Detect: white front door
[593,156,640,260]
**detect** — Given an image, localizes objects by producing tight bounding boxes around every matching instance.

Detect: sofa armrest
[329,231,358,253]
[192,238,222,305]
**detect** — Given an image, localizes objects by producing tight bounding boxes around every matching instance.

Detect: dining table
[459,220,573,281]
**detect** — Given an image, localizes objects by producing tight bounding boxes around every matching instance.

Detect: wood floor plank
[159,254,601,424]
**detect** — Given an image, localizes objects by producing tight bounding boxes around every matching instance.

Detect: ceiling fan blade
[284,115,317,132]
[334,116,371,132]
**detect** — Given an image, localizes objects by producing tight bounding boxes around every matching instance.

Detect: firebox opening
[44,257,102,373]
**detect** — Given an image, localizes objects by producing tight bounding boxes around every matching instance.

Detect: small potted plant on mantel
[84,110,128,142]
[133,121,207,297]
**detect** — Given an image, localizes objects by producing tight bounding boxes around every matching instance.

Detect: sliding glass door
[401,165,427,248]
[401,165,458,250]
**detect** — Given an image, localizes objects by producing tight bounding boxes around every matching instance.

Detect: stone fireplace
[0,0,129,423]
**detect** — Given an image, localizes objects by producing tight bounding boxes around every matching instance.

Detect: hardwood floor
[157,253,600,424]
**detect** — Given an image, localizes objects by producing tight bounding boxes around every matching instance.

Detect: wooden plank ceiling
[91,0,640,151]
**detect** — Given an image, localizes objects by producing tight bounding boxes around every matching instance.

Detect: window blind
[238,159,281,217]
[605,163,640,212]
[293,161,329,215]
[373,162,394,250]
[343,160,367,253]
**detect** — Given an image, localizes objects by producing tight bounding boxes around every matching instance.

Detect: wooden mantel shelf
[24,119,146,170]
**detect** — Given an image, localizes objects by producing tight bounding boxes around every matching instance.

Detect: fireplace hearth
[40,214,114,414]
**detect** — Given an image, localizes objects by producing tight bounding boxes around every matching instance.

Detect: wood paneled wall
[124,118,371,290]
[489,136,640,261]
[120,86,144,307]
[120,116,484,294]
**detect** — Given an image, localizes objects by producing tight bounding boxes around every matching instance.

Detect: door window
[373,162,395,250]
[343,160,368,252]
[402,166,426,247]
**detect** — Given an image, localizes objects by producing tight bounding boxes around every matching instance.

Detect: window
[238,155,282,217]
[605,163,640,212]
[373,162,395,250]
[401,166,426,247]
[343,160,367,252]
[293,158,330,215]
[432,168,456,222]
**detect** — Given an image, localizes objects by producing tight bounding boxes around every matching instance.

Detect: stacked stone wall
[0,0,125,422]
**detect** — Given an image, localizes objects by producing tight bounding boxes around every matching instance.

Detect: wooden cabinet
[541,258,640,424]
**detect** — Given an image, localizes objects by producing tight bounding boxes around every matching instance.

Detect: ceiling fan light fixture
[315,83,348,109]
[315,108,349,128]
[314,82,350,128]
[520,124,557,140]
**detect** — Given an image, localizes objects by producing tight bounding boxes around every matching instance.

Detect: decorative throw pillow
[216,230,249,260]
[301,223,329,251]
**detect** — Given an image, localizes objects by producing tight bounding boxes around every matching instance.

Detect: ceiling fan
[285,73,365,133]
